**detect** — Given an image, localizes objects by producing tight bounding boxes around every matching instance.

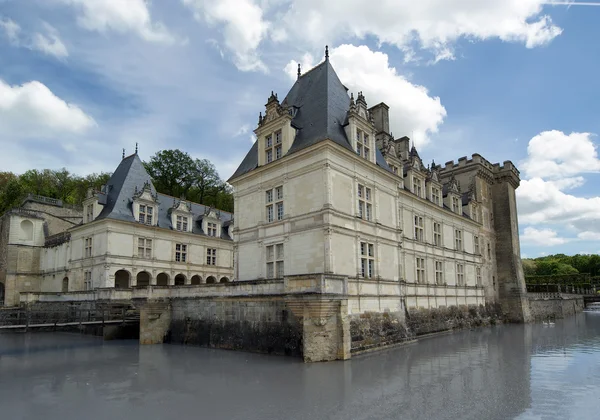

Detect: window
[476,267,482,286]
[265,131,282,164]
[139,205,153,225]
[452,196,460,213]
[266,243,284,278]
[433,222,442,246]
[416,257,426,284]
[175,243,187,262]
[413,177,422,198]
[474,236,480,255]
[356,129,370,159]
[487,242,491,259]
[84,271,92,290]
[360,242,375,278]
[390,165,398,175]
[431,187,440,205]
[207,222,218,237]
[206,248,216,265]
[176,215,189,232]
[266,186,284,222]
[357,184,372,221]
[414,215,424,242]
[454,229,463,251]
[457,264,464,286]
[138,238,152,258]
[435,261,444,285]
[84,237,92,258]
[86,204,94,223]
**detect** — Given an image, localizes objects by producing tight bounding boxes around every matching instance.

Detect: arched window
[191,275,202,285]
[219,277,230,283]
[137,271,151,287]
[114,270,130,289]
[20,220,33,241]
[206,276,216,284]
[156,272,169,286]
[62,277,69,293]
[174,274,186,286]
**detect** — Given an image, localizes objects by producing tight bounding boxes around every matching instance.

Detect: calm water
[1,313,599,420]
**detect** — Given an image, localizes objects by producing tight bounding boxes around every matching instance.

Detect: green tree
[144,150,196,197]
[522,259,537,276]
[192,159,222,204]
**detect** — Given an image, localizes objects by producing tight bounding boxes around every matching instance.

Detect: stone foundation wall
[529,296,585,321]
[350,311,410,353]
[168,298,302,357]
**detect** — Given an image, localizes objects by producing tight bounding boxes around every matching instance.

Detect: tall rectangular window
[474,236,480,255]
[357,184,372,221]
[431,187,440,205]
[265,131,282,164]
[84,237,92,258]
[266,243,284,278]
[84,271,92,290]
[456,264,465,286]
[416,257,426,284]
[413,177,422,198]
[452,197,460,214]
[175,243,187,262]
[266,186,284,222]
[360,242,375,278]
[206,248,216,265]
[207,222,217,237]
[435,261,444,285]
[355,129,370,159]
[86,204,94,223]
[138,205,153,225]
[414,215,424,242]
[433,222,442,246]
[138,238,152,258]
[176,215,188,232]
[455,229,463,251]
[476,267,482,286]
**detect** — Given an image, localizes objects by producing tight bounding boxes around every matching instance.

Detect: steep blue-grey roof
[95,154,232,239]
[229,59,391,180]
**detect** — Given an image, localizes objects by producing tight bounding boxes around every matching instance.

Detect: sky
[1,0,599,258]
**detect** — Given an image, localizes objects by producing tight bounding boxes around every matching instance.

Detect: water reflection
[1,313,599,420]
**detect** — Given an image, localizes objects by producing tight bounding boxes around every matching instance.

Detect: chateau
[0,51,530,360]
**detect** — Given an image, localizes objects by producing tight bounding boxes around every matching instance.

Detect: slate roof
[229,59,390,180]
[95,154,232,240]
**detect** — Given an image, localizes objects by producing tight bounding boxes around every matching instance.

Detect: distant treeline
[0,149,234,214]
[523,254,600,277]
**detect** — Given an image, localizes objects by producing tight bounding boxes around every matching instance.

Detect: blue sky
[1,0,600,258]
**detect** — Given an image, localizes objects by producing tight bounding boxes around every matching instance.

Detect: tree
[144,150,196,197]
[522,259,537,276]
[192,159,222,203]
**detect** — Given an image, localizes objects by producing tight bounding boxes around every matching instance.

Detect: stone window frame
[265,185,284,223]
[412,176,423,198]
[454,229,463,251]
[207,222,218,237]
[452,196,460,214]
[266,243,284,278]
[476,266,482,287]
[435,260,444,285]
[416,256,426,284]
[265,130,283,164]
[137,237,152,259]
[414,214,424,242]
[456,263,465,286]
[431,186,441,206]
[175,243,187,263]
[433,221,442,247]
[360,241,375,279]
[84,270,92,290]
[138,204,155,225]
[474,235,480,255]
[84,237,93,258]
[357,183,373,221]
[176,215,189,232]
[355,129,370,161]
[206,247,217,266]
[86,204,94,223]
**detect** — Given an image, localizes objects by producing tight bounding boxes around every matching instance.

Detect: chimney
[369,102,390,135]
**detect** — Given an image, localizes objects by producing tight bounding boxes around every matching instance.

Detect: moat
[1,313,599,420]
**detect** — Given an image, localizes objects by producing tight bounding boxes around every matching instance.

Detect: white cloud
[59,0,176,44]
[521,130,600,179]
[0,17,20,42]
[521,227,570,246]
[578,232,600,241]
[284,45,446,147]
[0,79,96,136]
[182,0,269,71]
[31,23,68,58]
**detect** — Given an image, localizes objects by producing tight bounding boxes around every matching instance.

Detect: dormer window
[139,205,153,225]
[86,204,94,223]
[356,130,370,160]
[207,222,218,237]
[265,130,283,164]
[452,197,460,213]
[431,187,440,205]
[176,215,188,231]
[413,177,423,198]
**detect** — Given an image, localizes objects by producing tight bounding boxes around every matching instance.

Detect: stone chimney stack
[369,102,390,135]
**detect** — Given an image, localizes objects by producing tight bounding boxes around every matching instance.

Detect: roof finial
[135,143,138,154]
[297,63,301,79]
[122,148,125,159]
[325,45,329,60]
